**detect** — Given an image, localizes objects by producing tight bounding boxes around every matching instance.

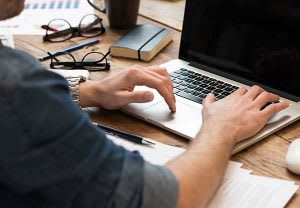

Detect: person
[0,1,289,208]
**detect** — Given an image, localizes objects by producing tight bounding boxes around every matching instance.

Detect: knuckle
[162,77,169,83]
[157,79,164,86]
[128,68,139,76]
[126,68,140,82]
[239,86,247,92]
[253,85,262,92]
[261,91,269,98]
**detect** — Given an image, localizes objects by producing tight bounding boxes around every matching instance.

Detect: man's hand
[200,86,289,145]
[79,65,176,111]
[167,86,289,208]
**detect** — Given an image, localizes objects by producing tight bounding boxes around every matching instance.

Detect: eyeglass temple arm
[44,27,74,40]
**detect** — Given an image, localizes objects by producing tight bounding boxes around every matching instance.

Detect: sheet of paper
[0,0,94,35]
[208,175,299,208]
[106,134,298,208]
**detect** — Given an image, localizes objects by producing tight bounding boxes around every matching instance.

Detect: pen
[94,123,155,146]
[38,39,100,61]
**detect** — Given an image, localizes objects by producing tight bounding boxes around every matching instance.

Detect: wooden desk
[14,7,300,207]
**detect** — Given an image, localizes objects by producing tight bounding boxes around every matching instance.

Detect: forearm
[78,80,103,108]
[167,131,234,208]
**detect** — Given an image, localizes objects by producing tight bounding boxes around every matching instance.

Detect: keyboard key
[206,86,216,91]
[177,85,187,91]
[170,72,180,78]
[197,94,207,99]
[184,88,193,93]
[173,83,179,88]
[181,81,189,86]
[186,78,194,83]
[173,88,180,94]
[215,89,224,93]
[180,71,189,76]
[203,89,211,94]
[178,75,187,80]
[173,79,183,84]
[188,84,197,89]
[192,91,200,96]
[177,91,203,103]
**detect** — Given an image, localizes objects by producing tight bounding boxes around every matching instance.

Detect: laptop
[123,0,300,154]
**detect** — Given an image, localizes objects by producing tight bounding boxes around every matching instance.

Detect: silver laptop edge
[122,59,300,154]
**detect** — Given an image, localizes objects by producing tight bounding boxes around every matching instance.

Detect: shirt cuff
[142,162,179,208]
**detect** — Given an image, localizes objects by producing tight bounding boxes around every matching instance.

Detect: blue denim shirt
[0,43,178,208]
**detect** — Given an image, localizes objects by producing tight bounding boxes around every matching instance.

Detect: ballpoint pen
[94,123,155,146]
[38,39,100,61]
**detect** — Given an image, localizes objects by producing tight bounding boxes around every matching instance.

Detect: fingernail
[145,92,154,101]
[172,104,176,112]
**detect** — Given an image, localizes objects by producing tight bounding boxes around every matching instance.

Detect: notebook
[107,134,299,208]
[110,24,173,61]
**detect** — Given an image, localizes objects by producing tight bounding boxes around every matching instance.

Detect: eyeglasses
[49,50,111,71]
[42,14,105,42]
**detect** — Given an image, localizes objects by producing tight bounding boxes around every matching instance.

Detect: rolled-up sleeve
[142,162,179,208]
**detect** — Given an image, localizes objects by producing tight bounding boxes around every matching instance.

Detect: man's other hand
[200,86,289,145]
[79,65,176,111]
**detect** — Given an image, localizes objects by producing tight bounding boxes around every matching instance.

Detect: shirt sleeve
[0,68,145,208]
[142,162,179,208]
[0,46,179,208]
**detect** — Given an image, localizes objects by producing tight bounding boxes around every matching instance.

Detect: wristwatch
[66,75,87,106]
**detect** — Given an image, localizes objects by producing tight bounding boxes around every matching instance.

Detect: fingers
[120,91,154,104]
[254,91,280,108]
[232,87,248,96]
[128,68,176,111]
[203,93,216,107]
[260,101,289,119]
[243,85,264,100]
[143,69,175,102]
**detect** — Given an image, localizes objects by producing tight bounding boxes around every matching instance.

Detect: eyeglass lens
[81,52,109,71]
[79,14,103,37]
[46,19,73,42]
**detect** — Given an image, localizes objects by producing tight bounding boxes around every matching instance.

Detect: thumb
[203,93,216,107]
[121,91,154,104]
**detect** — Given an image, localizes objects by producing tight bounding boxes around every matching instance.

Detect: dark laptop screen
[179,0,300,100]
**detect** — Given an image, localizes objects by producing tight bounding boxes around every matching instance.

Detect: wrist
[194,126,236,151]
[79,80,104,108]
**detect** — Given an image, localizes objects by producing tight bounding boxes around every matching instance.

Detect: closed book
[110,24,173,61]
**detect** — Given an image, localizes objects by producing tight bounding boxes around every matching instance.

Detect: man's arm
[77,66,288,208]
[167,87,288,208]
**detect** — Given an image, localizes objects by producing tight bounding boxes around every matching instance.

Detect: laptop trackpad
[143,101,203,139]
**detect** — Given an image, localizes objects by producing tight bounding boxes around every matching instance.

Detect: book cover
[110,24,173,61]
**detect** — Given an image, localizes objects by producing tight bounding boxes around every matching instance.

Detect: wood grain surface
[14,6,300,207]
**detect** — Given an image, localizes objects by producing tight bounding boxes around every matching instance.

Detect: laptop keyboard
[170,68,239,104]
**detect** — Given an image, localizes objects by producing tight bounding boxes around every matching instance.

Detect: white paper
[208,175,299,208]
[106,134,298,208]
[0,0,94,35]
[0,34,15,48]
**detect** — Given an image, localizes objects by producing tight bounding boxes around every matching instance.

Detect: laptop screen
[179,0,300,100]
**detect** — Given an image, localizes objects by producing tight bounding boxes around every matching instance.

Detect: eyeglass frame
[43,14,106,42]
[49,50,111,71]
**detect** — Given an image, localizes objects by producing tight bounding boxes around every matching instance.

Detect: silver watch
[66,75,87,105]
